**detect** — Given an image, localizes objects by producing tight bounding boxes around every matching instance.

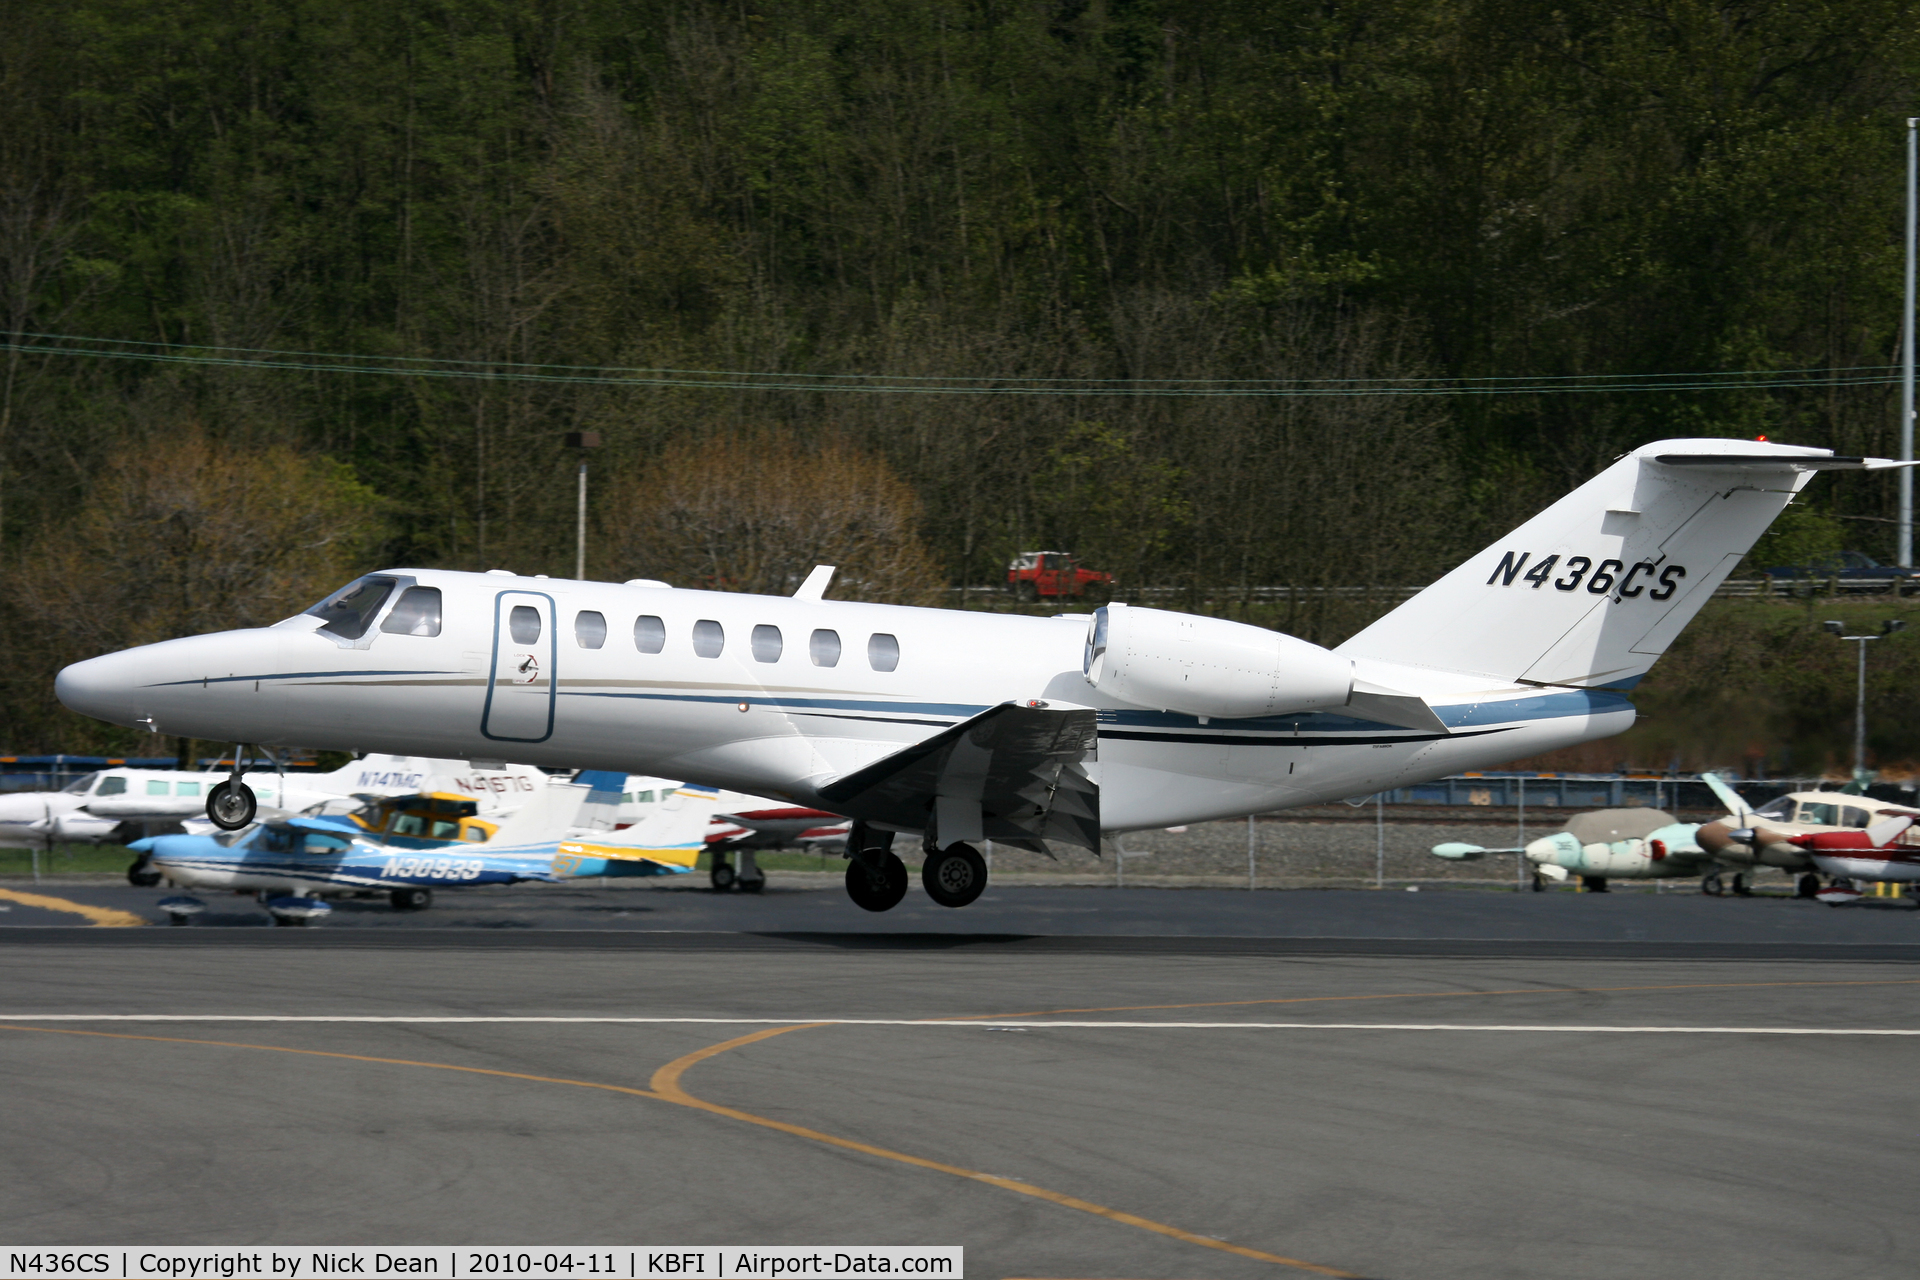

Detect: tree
[596,428,942,604]
[5,423,385,748]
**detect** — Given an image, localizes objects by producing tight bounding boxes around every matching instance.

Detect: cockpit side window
[381,587,443,636]
[306,576,398,640]
[1797,802,1837,826]
[96,776,127,796]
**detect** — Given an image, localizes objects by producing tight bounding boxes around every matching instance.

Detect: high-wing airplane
[54,438,1912,912]
[0,753,547,850]
[128,775,714,914]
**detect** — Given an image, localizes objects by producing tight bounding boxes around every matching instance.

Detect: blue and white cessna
[54,438,1912,913]
[127,773,711,911]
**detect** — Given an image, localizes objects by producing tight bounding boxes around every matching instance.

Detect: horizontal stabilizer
[1653,454,1920,471]
[819,703,1100,852]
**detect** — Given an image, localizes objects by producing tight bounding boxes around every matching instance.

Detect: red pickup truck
[1006,551,1112,601]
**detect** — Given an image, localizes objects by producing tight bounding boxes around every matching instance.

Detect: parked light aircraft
[706,805,852,891]
[129,774,712,912]
[1434,807,1712,892]
[55,439,1911,912]
[0,754,546,850]
[1694,775,1920,896]
[1771,811,1920,902]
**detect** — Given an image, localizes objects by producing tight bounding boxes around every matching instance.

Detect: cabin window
[96,776,126,796]
[634,615,666,653]
[693,619,725,658]
[868,632,900,672]
[307,834,349,854]
[306,575,397,641]
[391,812,427,836]
[461,823,488,842]
[633,790,655,803]
[1842,806,1873,828]
[810,629,841,667]
[176,781,200,797]
[752,624,783,663]
[381,587,443,636]
[575,611,608,649]
[430,818,460,840]
[147,779,169,796]
[1797,802,1837,826]
[509,605,542,644]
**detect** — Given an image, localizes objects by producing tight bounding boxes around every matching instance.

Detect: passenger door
[482,591,557,742]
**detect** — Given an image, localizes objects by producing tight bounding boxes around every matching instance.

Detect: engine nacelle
[1082,603,1353,720]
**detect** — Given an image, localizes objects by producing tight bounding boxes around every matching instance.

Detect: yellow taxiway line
[0,887,145,927]
[0,1019,1356,1277]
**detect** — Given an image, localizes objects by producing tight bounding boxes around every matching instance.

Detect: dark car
[1763,551,1920,595]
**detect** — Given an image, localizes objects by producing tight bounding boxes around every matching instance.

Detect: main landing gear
[206,743,257,831]
[709,849,765,893]
[922,843,988,908]
[841,824,991,912]
[390,887,433,911]
[1701,872,1754,897]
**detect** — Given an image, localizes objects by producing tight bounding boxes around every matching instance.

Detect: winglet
[794,566,836,600]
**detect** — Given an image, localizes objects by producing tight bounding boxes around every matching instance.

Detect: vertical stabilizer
[1338,439,1911,687]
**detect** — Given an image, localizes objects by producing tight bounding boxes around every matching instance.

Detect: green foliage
[2,0,1918,751]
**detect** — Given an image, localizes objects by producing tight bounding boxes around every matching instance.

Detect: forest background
[4,0,1920,776]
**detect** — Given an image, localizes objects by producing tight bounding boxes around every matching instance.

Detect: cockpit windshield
[305,576,398,640]
[1751,797,1794,821]
[60,773,100,795]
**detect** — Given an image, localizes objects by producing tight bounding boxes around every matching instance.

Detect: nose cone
[1525,832,1579,867]
[56,647,160,728]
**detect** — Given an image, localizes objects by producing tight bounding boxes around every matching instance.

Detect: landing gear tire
[1580,875,1609,893]
[922,843,988,908]
[1732,873,1753,897]
[1797,873,1822,899]
[390,887,432,911]
[127,856,162,888]
[737,874,766,893]
[1530,873,1547,893]
[710,859,736,892]
[846,852,908,912]
[1701,872,1725,897]
[206,780,257,831]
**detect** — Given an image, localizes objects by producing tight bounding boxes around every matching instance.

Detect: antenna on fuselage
[793,565,836,601]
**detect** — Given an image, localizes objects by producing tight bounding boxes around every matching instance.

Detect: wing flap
[818,703,1101,852]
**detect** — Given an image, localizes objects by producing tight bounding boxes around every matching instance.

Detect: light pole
[1823,617,1906,782]
[564,431,602,580]
[1903,117,1916,567]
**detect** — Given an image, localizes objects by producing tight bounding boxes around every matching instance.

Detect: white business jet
[52,438,1908,912]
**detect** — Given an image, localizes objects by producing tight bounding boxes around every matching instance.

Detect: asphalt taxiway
[2,884,1918,1280]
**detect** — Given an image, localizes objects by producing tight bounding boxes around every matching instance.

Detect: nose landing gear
[205,744,258,830]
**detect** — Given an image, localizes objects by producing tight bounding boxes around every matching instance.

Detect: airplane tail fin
[1337,440,1912,688]
[482,782,589,846]
[591,784,718,855]
[569,770,627,833]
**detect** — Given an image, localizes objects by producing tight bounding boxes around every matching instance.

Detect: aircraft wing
[818,702,1099,853]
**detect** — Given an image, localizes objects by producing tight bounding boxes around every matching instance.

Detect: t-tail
[1337,439,1915,690]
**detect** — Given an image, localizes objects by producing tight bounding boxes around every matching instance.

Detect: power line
[1,331,1902,399]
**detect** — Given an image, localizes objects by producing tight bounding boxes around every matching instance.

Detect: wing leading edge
[819,702,1100,853]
